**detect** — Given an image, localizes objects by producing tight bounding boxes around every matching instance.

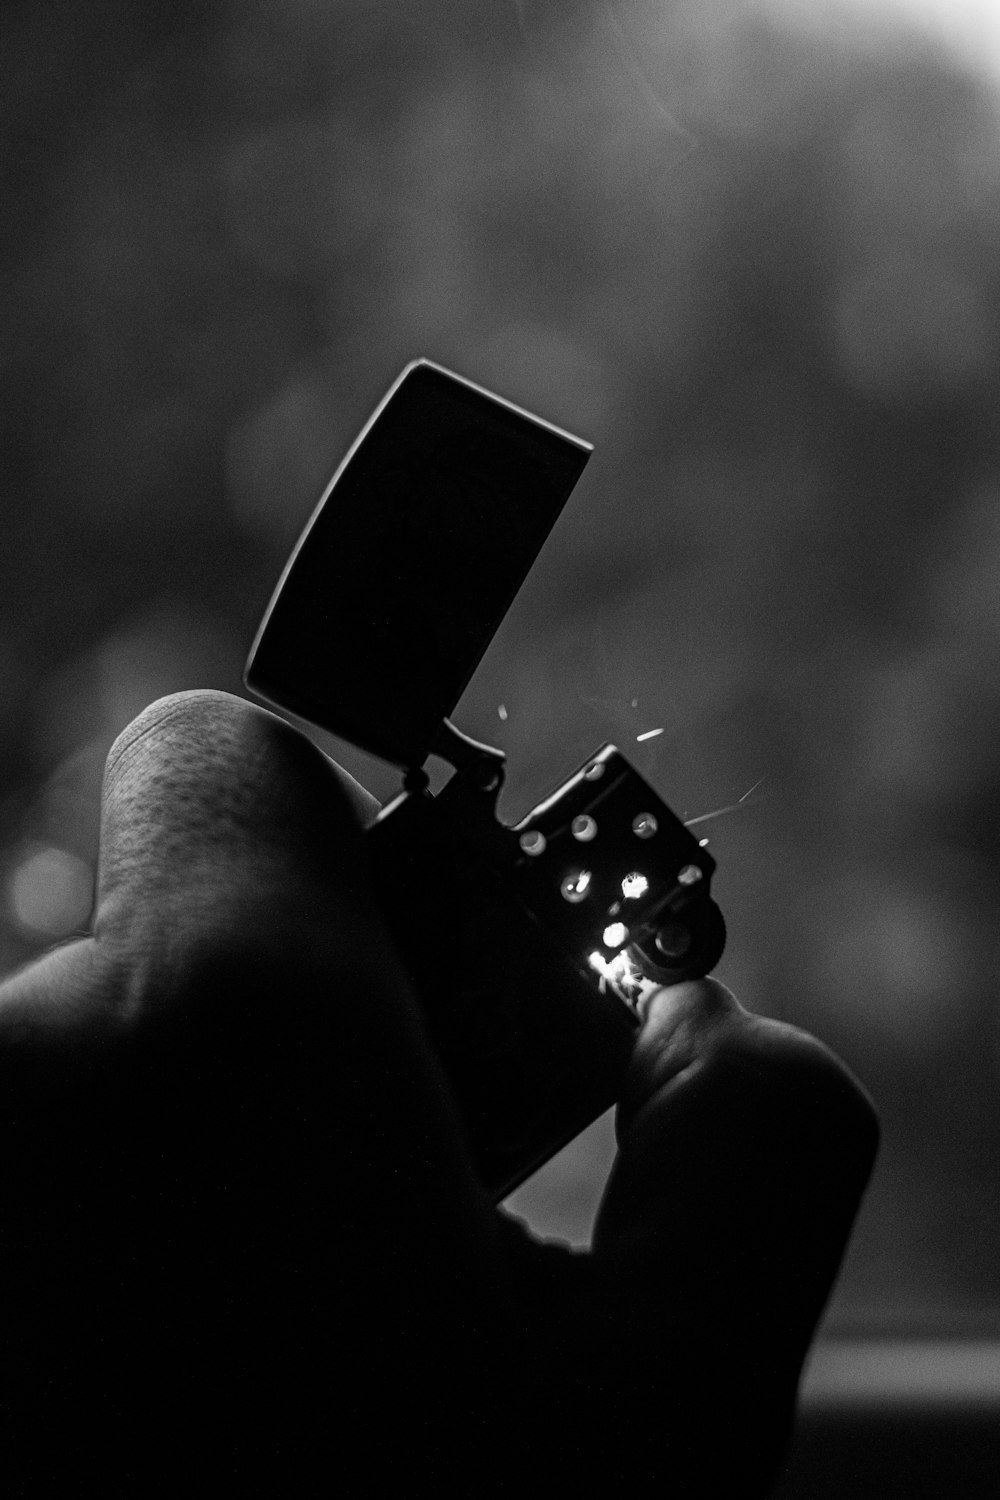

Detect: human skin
[0,691,877,1493]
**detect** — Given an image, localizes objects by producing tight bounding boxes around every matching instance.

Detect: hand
[0,691,877,1493]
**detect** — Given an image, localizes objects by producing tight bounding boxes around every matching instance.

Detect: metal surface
[245,359,591,768]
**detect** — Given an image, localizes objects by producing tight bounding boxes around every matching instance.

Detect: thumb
[596,979,878,1346]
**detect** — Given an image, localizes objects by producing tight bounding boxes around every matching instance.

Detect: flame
[587,946,660,1014]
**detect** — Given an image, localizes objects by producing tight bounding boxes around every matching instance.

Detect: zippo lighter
[245,360,724,1199]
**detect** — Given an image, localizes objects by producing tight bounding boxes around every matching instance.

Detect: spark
[683,801,750,828]
[603,922,630,948]
[636,727,664,742]
[621,872,649,900]
[684,779,768,829]
[498,704,508,721]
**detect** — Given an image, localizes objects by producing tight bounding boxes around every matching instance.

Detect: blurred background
[4,0,1000,1347]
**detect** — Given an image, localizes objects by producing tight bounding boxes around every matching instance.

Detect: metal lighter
[245,359,725,1199]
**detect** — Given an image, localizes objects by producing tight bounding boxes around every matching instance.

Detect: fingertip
[631,976,744,1075]
[635,975,741,1029]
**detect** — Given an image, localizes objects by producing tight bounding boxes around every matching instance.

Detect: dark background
[5,0,1000,1332]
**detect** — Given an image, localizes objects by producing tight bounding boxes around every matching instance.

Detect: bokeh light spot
[7,847,94,939]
